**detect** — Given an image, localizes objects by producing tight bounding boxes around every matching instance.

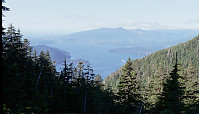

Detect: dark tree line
[2,0,199,113]
[2,24,120,113]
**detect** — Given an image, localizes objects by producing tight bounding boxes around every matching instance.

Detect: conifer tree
[75,62,84,84]
[2,0,10,82]
[84,64,95,83]
[2,24,37,113]
[59,59,75,113]
[154,54,185,113]
[137,66,151,113]
[184,60,199,113]
[117,57,140,113]
[147,64,166,110]
[34,51,59,112]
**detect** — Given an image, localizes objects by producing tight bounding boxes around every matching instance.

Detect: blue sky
[3,0,199,34]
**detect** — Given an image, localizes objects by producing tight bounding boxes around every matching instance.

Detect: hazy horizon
[22,27,199,38]
[3,0,199,34]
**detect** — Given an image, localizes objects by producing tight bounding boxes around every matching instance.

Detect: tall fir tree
[2,24,38,113]
[117,57,140,113]
[154,54,185,114]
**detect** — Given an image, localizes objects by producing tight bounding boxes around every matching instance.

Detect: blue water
[48,41,145,79]
[27,34,146,79]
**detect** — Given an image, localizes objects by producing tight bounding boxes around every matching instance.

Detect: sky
[3,0,199,34]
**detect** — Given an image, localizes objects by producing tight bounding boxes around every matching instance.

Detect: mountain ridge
[59,27,199,49]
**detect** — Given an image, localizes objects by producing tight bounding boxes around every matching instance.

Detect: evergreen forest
[104,35,199,113]
[2,1,199,113]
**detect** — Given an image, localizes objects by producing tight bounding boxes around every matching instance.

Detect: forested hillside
[104,35,199,89]
[104,35,199,113]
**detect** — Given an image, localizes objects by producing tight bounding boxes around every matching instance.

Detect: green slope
[104,35,199,90]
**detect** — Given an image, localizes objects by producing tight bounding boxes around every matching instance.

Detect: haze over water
[45,39,145,79]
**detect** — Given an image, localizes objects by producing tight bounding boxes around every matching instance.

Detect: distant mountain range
[59,27,199,51]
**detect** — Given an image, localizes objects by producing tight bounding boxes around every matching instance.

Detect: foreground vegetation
[2,1,199,113]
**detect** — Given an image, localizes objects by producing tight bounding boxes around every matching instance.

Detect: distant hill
[103,35,199,90]
[32,45,89,69]
[32,45,71,64]
[60,27,199,50]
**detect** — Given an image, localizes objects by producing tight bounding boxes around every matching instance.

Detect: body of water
[48,41,145,79]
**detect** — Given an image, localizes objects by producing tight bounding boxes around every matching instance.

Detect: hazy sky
[3,0,199,34]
